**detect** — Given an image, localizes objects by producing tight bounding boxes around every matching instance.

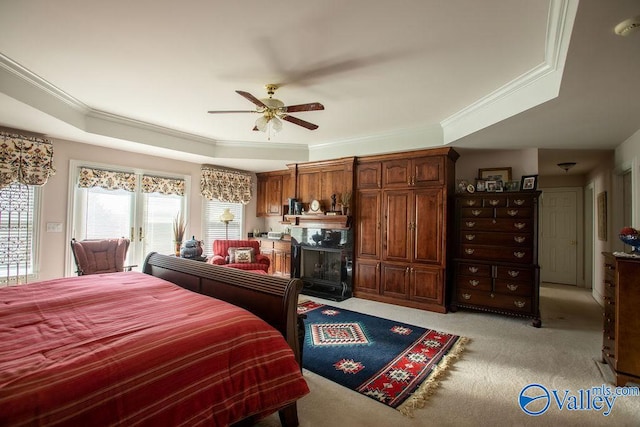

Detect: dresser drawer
[494,279,533,296]
[495,265,534,281]
[482,197,507,207]
[456,275,492,291]
[460,207,493,218]
[459,245,533,264]
[456,262,492,277]
[459,218,533,233]
[495,207,533,218]
[508,196,533,207]
[459,231,532,247]
[456,289,533,313]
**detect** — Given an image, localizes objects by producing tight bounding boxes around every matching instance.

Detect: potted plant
[340,191,351,215]
[173,211,187,256]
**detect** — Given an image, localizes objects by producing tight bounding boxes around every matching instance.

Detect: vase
[174,241,182,257]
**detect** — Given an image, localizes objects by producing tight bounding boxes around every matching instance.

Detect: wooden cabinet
[256,169,295,217]
[451,191,541,326]
[254,238,291,276]
[602,253,640,386]
[353,148,458,313]
[294,157,355,213]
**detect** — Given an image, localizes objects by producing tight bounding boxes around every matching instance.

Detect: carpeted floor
[256,283,640,426]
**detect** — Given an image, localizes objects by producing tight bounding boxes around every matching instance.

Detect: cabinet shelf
[283,214,351,229]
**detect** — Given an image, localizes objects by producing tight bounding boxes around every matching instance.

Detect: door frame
[538,187,585,287]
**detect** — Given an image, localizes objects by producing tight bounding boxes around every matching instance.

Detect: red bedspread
[0,272,309,426]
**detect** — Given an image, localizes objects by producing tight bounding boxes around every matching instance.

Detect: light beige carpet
[257,283,640,426]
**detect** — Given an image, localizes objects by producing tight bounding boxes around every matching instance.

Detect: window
[0,183,39,285]
[202,200,243,255]
[71,163,187,272]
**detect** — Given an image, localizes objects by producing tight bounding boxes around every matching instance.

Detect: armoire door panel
[410,265,442,304]
[356,190,381,258]
[383,190,411,261]
[413,189,443,264]
[381,263,409,299]
[354,259,380,294]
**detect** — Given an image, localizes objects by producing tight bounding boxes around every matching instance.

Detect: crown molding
[440,0,578,144]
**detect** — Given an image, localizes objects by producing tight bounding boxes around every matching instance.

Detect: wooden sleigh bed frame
[142,252,305,426]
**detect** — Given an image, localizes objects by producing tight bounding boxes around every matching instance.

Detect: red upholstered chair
[70,238,134,275]
[208,239,270,272]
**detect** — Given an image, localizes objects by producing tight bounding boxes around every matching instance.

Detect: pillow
[228,247,254,263]
[234,248,255,264]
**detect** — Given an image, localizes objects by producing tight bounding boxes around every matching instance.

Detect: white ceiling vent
[614,15,640,36]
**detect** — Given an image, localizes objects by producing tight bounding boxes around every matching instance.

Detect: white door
[540,190,578,285]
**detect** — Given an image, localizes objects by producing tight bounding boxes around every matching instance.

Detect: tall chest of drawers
[451,191,541,327]
[602,253,640,386]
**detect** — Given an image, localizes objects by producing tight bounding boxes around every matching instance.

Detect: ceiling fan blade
[282,115,319,130]
[284,102,325,113]
[236,90,267,108]
[207,110,257,114]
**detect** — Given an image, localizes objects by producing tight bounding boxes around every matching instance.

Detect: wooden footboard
[142,252,303,365]
[143,253,304,427]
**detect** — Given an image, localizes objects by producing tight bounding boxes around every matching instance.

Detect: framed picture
[485,180,497,192]
[598,191,607,241]
[505,180,520,191]
[456,179,470,194]
[494,180,504,192]
[475,179,487,192]
[478,167,512,182]
[520,174,538,191]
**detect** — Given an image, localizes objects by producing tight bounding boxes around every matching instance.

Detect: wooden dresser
[602,253,640,386]
[451,191,541,327]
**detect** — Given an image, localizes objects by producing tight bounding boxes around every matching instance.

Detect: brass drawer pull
[469,279,480,287]
[508,270,520,277]
[465,234,476,241]
[465,248,475,255]
[513,199,525,206]
[514,223,526,229]
[465,221,476,228]
[507,209,519,216]
[489,199,500,206]
[507,284,519,291]
[466,200,477,206]
[513,251,525,258]
[462,293,471,300]
[514,236,526,243]
[471,209,482,216]
[514,300,526,308]
[468,266,479,273]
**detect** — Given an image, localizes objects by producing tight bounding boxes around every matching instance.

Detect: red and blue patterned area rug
[298,301,469,416]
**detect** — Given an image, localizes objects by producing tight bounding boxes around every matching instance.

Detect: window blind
[0,183,36,285]
[202,200,243,255]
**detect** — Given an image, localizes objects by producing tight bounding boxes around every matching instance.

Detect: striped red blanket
[0,272,309,426]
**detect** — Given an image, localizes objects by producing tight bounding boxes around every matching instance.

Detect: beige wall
[37,137,259,281]
[455,148,539,183]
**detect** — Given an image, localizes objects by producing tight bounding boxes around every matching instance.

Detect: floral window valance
[200,166,252,204]
[77,167,136,192]
[141,175,184,196]
[0,131,56,190]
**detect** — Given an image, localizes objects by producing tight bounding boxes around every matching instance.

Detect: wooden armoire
[353,147,458,313]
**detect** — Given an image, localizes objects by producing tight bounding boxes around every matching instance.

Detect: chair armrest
[210,255,226,265]
[255,254,270,265]
[124,265,138,272]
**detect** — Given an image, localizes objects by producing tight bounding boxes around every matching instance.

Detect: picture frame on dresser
[478,167,512,182]
[520,175,538,191]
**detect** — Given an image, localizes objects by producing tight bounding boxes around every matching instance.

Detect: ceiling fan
[207,84,324,133]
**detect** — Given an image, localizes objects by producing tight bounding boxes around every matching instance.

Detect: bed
[0,253,309,426]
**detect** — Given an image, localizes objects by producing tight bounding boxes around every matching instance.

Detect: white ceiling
[0,0,639,174]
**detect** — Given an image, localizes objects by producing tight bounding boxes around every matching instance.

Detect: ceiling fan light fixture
[255,116,269,132]
[271,117,283,133]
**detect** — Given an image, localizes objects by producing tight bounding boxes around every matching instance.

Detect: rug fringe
[397,336,470,417]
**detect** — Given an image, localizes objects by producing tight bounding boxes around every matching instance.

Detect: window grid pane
[84,187,132,239]
[0,184,35,285]
[144,193,183,255]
